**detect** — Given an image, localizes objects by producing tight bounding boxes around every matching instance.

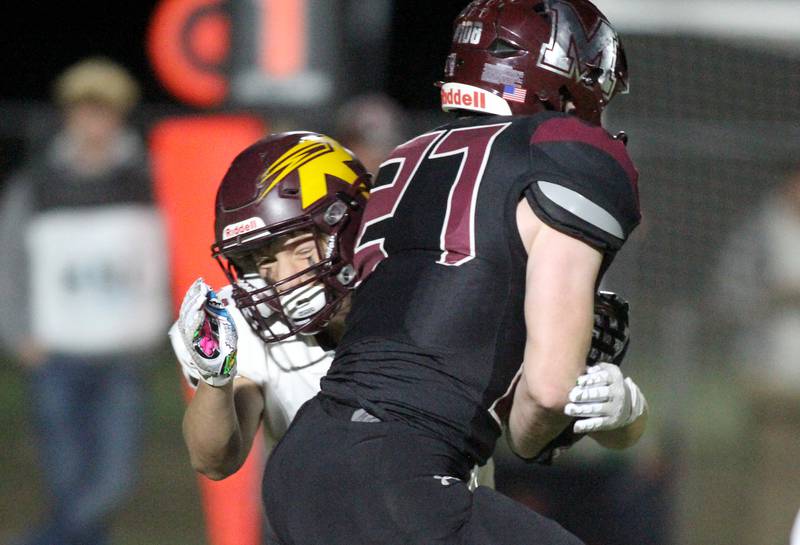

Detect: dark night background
[3,4,800,545]
[0,1,467,110]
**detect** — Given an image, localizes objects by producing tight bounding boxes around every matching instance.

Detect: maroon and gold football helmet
[440,0,629,125]
[212,131,370,343]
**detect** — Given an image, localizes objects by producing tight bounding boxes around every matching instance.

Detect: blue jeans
[15,355,144,545]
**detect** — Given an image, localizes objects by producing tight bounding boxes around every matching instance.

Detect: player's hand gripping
[492,291,631,424]
[587,291,629,366]
[565,362,647,433]
[526,291,633,463]
[177,278,238,387]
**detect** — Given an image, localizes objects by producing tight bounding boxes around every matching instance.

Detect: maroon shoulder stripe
[531,117,639,191]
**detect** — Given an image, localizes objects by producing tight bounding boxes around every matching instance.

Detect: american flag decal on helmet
[501,85,527,103]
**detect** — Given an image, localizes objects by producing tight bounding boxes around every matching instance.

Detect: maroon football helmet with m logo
[441,0,629,125]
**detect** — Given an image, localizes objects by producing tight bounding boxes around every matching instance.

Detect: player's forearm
[507,376,573,459]
[509,278,595,458]
[182,381,247,479]
[589,404,648,449]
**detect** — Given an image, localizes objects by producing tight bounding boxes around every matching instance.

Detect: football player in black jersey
[262,2,648,544]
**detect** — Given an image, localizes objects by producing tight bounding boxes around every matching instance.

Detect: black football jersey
[321,112,640,464]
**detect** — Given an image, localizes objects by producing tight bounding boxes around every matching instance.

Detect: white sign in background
[26,206,170,355]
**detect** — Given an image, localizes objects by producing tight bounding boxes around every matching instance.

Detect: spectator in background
[0,57,170,545]
[714,167,800,390]
[712,166,800,543]
[334,92,405,174]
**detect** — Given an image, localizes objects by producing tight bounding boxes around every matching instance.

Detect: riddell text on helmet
[223,217,266,240]
[441,87,487,109]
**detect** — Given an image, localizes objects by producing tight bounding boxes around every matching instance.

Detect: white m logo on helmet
[537,0,623,99]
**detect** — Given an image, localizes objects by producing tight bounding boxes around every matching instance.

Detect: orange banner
[150,115,268,545]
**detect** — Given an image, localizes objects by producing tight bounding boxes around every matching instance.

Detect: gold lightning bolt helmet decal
[258,134,360,209]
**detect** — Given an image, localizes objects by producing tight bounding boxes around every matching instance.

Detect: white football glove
[564,362,647,434]
[177,278,238,387]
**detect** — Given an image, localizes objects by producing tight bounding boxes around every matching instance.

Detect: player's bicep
[232,377,265,454]
[520,208,602,409]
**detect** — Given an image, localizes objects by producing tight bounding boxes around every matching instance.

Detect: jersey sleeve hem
[524,178,626,253]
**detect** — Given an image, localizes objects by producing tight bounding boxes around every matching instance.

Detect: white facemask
[239,275,327,335]
[237,276,275,319]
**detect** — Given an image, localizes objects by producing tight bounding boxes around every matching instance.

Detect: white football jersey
[169,284,333,440]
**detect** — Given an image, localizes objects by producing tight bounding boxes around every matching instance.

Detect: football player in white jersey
[169,130,632,487]
[169,131,370,479]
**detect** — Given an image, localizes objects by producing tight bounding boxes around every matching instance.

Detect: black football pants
[263,394,585,545]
